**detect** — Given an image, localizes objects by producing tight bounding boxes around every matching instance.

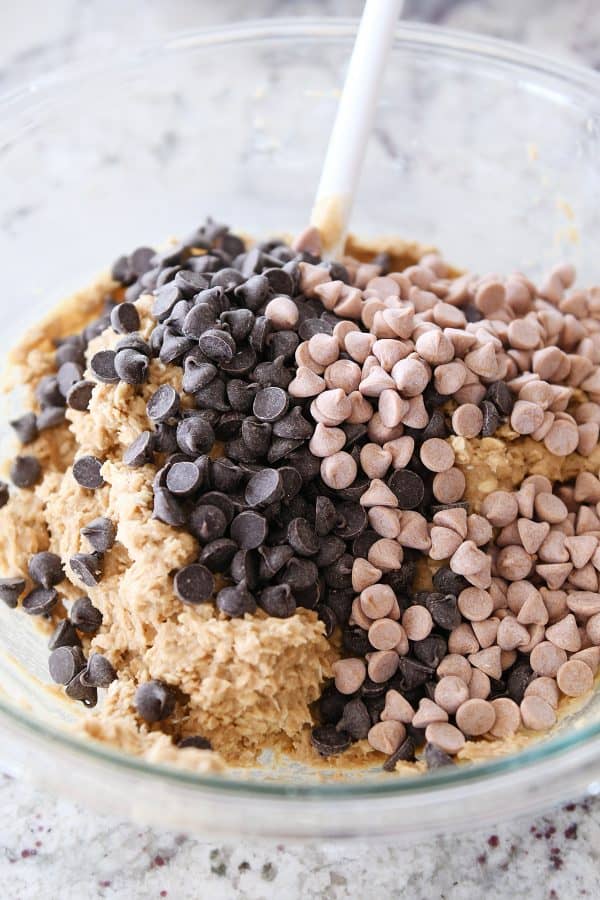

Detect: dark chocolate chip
[220,308,255,343]
[177,735,213,750]
[387,469,425,509]
[36,375,64,409]
[72,455,105,489]
[324,589,354,625]
[314,535,346,568]
[396,657,434,690]
[336,698,371,740]
[114,348,149,385]
[159,330,196,365]
[211,458,243,494]
[153,284,182,320]
[424,592,462,631]
[383,736,416,771]
[69,553,104,587]
[70,595,103,632]
[317,603,337,638]
[486,380,514,416]
[258,544,294,580]
[268,330,299,362]
[115,334,152,357]
[10,412,38,444]
[311,724,351,756]
[48,645,86,685]
[65,671,98,706]
[244,469,283,508]
[37,406,66,431]
[198,538,238,571]
[176,417,215,456]
[226,379,259,412]
[299,318,332,340]
[422,408,447,440]
[287,517,319,556]
[235,274,271,311]
[135,680,176,722]
[240,417,272,455]
[272,408,313,441]
[278,466,303,501]
[28,551,63,588]
[174,269,212,298]
[166,461,202,496]
[314,496,338,536]
[81,517,116,553]
[174,564,215,605]
[152,487,186,526]
[0,576,25,609]
[342,626,372,656]
[249,316,272,355]
[425,743,455,769]
[480,400,500,437]
[199,491,235,523]
[506,661,535,704]
[267,437,303,464]
[188,504,228,543]
[230,549,260,589]
[67,380,95,412]
[252,356,292,390]
[319,684,346,724]
[352,530,379,559]
[333,502,367,541]
[230,511,268,549]
[216,581,257,618]
[90,350,119,383]
[198,328,236,364]
[48,619,81,650]
[110,301,140,334]
[10,455,41,488]
[146,384,180,423]
[258,584,296,618]
[413,635,447,669]
[432,567,469,596]
[81,653,117,688]
[279,557,318,592]
[124,431,155,467]
[253,386,289,423]
[22,586,58,615]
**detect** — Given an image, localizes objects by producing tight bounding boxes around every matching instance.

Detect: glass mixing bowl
[2,19,600,840]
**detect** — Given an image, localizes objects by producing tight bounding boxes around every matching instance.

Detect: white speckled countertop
[3,2,600,898]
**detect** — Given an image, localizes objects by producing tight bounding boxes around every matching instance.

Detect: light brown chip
[351,558,382,593]
[351,596,373,631]
[397,511,431,551]
[373,338,413,371]
[360,365,396,397]
[359,479,399,508]
[383,436,415,470]
[530,640,568,676]
[360,443,392,479]
[412,698,448,729]
[520,695,556,731]
[516,588,549,625]
[534,492,568,524]
[449,623,480,655]
[468,668,491,699]
[433,468,467,504]
[368,411,406,443]
[510,400,545,435]
[368,618,404,651]
[496,616,530,651]
[536,562,573,590]
[457,587,494,622]
[434,675,470,714]
[309,423,346,457]
[381,689,415,724]
[288,366,326,398]
[455,698,496,736]
[467,514,493,547]
[424,722,466,755]
[464,343,499,379]
[378,389,408,429]
[496,545,533,581]
[450,540,488,576]
[538,529,569,564]
[420,438,455,473]
[391,357,430,397]
[468,646,502,680]
[524,676,559,709]
[489,698,521,738]
[320,452,357,490]
[368,505,401,539]
[434,361,468,395]
[345,331,376,364]
[452,403,484,439]
[347,390,375,424]
[368,649,400,683]
[368,720,406,755]
[437,654,472,684]
[368,538,404,572]
[566,591,600,619]
[481,491,519,527]
[545,613,581,652]
[517,518,550,555]
[315,388,353,425]
[472,617,499,649]
[586,612,600,645]
[433,506,468,538]
[324,359,362,393]
[571,646,600,674]
[543,419,580,457]
[360,583,396,619]
[402,605,433,641]
[475,280,506,315]
[429,526,463,561]
[333,658,366,694]
[308,333,340,367]
[565,535,599,569]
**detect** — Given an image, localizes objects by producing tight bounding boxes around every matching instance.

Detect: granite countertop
[3,2,600,898]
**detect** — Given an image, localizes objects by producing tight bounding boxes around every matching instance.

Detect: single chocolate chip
[425,743,455,769]
[480,400,500,437]
[336,698,371,740]
[81,653,117,688]
[314,496,338,536]
[279,557,319,592]
[413,635,447,669]
[67,380,95,412]
[10,412,38,444]
[314,535,346,568]
[268,330,299,362]
[352,530,380,559]
[425,592,461,631]
[64,671,98,706]
[253,386,289,423]
[422,408,447,440]
[159,330,196,365]
[387,469,425,509]
[37,406,66,431]
[55,341,85,368]
[73,455,105,490]
[324,590,353,626]
[249,316,272,356]
[322,553,353,590]
[69,553,104,588]
[299,318,332,340]
[174,564,215,605]
[114,348,149,385]
[176,417,215,456]
[319,684,346,724]
[70,595,103,632]
[278,466,303,502]
[383,736,416,771]
[244,469,283,508]
[124,431,156,467]
[188,504,228,543]
[287,518,319,557]
[220,309,255,344]
[48,619,81,650]
[432,567,469,596]
[130,246,155,277]
[164,299,193,331]
[198,328,236,364]
[253,356,292,390]
[28,551,63,588]
[174,269,211,298]
[239,417,271,456]
[81,517,116,553]
[292,581,321,610]
[153,284,182,320]
[48,645,86,685]
[135,680,176,722]
[225,379,258,413]
[317,604,337,638]
[259,583,296,618]
[272,408,312,441]
[165,461,202,496]
[110,301,140,334]
[10,455,41,488]
[486,380,514,416]
[506,661,535,703]
[146,384,180,423]
[198,538,238,571]
[0,576,25,609]
[152,487,186,526]
[36,375,64,409]
[90,350,119,383]
[267,437,303,464]
[216,581,257,618]
[311,723,351,756]
[177,735,213,751]
[230,549,260,589]
[211,458,243,494]
[360,678,387,699]
[115,333,152,357]
[258,544,295,580]
[235,273,271,310]
[342,626,372,656]
[396,657,434,690]
[22,586,58,615]
[333,502,367,541]
[230,511,268,549]
[200,491,235,523]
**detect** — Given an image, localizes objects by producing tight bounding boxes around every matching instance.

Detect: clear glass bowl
[2,19,600,839]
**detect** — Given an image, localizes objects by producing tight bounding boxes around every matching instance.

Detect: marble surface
[3,2,600,898]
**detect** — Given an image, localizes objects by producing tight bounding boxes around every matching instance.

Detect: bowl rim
[2,16,600,806]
